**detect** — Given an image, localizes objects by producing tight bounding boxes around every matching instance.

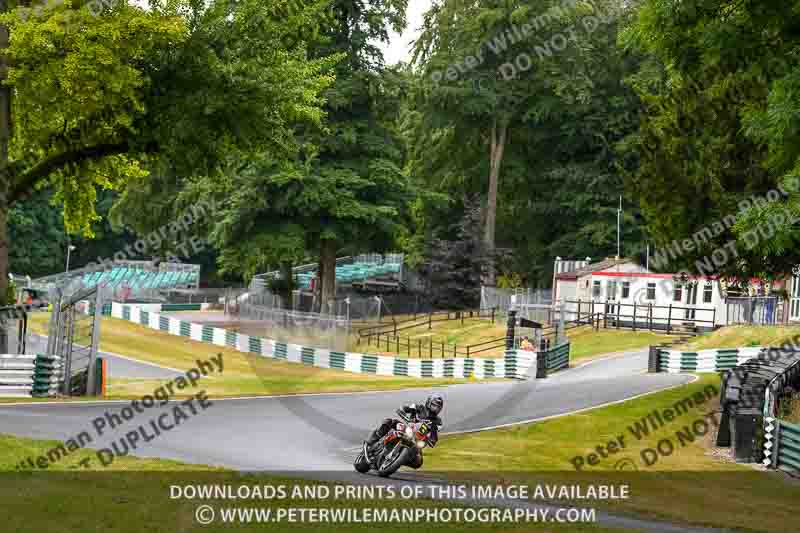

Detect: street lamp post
[65,244,76,273]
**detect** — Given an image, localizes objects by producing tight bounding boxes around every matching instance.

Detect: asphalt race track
[25,334,183,380]
[0,349,717,532]
[0,349,692,470]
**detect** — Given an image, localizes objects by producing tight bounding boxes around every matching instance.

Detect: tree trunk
[0,2,12,352]
[280,261,293,311]
[484,118,507,286]
[319,239,337,315]
[313,253,324,313]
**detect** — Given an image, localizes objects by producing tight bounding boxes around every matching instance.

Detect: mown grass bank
[0,433,630,533]
[426,374,799,533]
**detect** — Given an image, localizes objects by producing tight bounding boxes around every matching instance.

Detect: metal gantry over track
[45,283,104,396]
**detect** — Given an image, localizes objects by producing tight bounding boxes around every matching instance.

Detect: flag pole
[617,196,622,259]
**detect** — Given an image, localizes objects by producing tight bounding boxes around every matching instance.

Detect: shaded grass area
[0,434,630,533]
[687,324,800,350]
[22,313,467,401]
[426,374,800,533]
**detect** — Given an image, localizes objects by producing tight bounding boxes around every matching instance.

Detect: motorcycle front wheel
[353,450,370,473]
[377,444,411,477]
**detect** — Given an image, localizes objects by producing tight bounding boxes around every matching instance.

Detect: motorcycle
[354,409,434,477]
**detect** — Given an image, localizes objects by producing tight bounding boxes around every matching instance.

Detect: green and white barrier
[31,354,62,397]
[82,301,211,316]
[111,302,540,380]
[545,342,570,373]
[763,418,800,475]
[657,347,764,373]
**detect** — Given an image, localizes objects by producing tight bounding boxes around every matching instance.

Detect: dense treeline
[4,0,799,300]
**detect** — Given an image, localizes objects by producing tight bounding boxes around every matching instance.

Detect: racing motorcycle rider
[365,393,444,469]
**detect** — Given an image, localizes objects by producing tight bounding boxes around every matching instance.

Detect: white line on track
[0,384,464,407]
[2,371,699,444]
[442,374,699,436]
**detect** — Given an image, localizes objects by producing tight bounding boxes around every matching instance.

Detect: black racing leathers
[366,403,442,469]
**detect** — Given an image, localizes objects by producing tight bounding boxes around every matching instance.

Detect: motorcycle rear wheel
[377,445,410,477]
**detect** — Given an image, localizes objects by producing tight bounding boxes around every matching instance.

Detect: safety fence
[85,302,212,315]
[538,342,571,377]
[0,353,106,398]
[239,302,351,352]
[649,347,765,373]
[672,347,800,470]
[109,302,548,380]
[30,354,62,397]
[480,286,552,312]
[726,297,784,326]
[0,354,36,397]
[763,418,800,475]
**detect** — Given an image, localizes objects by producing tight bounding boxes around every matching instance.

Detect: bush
[497,273,523,289]
[783,394,800,424]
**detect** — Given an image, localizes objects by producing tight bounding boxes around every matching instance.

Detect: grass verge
[22,313,468,400]
[687,324,800,350]
[351,317,667,361]
[0,433,631,533]
[565,327,665,361]
[425,374,799,533]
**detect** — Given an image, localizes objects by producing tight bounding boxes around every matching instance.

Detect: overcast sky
[379,0,433,65]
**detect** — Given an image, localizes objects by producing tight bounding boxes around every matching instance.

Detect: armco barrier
[0,354,37,397]
[716,351,800,463]
[650,347,764,373]
[83,301,211,315]
[110,303,543,380]
[536,342,571,378]
[30,354,62,397]
[764,418,800,475]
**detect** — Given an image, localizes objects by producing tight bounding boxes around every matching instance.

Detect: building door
[606,281,618,316]
[685,284,697,320]
[791,276,800,321]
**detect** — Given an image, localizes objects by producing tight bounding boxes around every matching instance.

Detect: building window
[622,282,630,299]
[592,280,601,298]
[673,284,683,302]
[647,283,656,300]
[703,283,713,303]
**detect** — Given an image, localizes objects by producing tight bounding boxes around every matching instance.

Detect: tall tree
[620,0,796,277]
[421,196,490,309]
[174,0,412,310]
[0,0,336,313]
[409,0,644,286]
